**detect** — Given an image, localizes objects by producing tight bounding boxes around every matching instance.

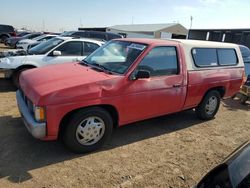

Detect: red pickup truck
[16,38,244,153]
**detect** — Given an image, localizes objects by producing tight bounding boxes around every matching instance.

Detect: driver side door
[121,46,186,124]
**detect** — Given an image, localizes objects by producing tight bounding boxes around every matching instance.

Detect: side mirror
[134,70,150,80]
[52,50,62,56]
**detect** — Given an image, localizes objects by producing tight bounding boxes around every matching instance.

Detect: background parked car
[0,24,16,43]
[239,45,250,77]
[4,31,31,45]
[60,30,123,41]
[5,32,43,48]
[0,36,104,87]
[16,34,58,50]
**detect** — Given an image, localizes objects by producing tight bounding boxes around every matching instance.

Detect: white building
[106,23,188,39]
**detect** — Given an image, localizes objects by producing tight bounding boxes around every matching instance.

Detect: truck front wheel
[63,107,113,153]
[195,90,221,120]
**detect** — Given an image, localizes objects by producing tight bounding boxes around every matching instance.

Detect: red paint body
[19,38,244,140]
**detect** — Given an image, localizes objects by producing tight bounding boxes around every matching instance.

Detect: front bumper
[16,90,46,139]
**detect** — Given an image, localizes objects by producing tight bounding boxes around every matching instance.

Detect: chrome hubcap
[76,116,105,146]
[205,96,218,115]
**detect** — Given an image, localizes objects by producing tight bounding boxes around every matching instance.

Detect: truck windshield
[83,40,147,74]
[28,37,64,55]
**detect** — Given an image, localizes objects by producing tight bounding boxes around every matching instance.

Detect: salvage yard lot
[0,44,250,187]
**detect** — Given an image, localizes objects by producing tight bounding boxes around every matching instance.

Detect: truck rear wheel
[195,90,220,120]
[63,107,113,153]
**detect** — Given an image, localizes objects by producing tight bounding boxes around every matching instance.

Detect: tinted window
[84,42,100,55]
[37,36,55,42]
[137,47,178,76]
[107,33,122,40]
[28,37,64,55]
[192,48,238,67]
[0,25,14,32]
[23,33,41,39]
[17,32,30,37]
[74,32,87,37]
[60,31,76,37]
[192,48,218,67]
[218,49,237,65]
[55,41,82,56]
[89,32,106,40]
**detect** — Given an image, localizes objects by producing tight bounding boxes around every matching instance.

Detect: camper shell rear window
[192,48,238,67]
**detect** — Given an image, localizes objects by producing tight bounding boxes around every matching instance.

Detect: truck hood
[19,63,123,105]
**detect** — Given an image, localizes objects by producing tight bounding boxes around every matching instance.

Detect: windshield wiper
[91,63,113,74]
[81,60,90,66]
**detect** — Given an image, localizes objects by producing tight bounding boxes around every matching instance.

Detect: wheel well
[204,86,226,98]
[14,65,37,75]
[0,34,9,38]
[58,105,119,139]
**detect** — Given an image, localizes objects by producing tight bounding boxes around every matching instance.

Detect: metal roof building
[106,23,188,39]
[188,28,250,49]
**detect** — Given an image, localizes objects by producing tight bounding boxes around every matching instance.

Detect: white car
[0,36,104,86]
[16,34,58,50]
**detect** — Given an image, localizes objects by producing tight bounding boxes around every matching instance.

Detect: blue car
[239,45,250,77]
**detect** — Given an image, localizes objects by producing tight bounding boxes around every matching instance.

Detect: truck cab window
[137,46,179,76]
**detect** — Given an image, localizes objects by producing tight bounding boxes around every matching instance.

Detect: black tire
[12,68,30,88]
[195,90,221,120]
[63,107,113,153]
[240,95,248,105]
[0,35,8,43]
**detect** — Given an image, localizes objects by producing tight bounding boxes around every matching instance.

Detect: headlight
[33,105,46,122]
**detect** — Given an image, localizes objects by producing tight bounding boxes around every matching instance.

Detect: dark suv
[0,24,16,43]
[60,30,123,41]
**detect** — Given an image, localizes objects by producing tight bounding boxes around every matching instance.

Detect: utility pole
[132,16,134,24]
[190,15,193,29]
[80,17,83,27]
[42,19,45,31]
[187,15,193,39]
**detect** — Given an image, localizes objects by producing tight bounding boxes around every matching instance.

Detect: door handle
[173,84,181,88]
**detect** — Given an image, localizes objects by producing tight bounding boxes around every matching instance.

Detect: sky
[1,0,250,32]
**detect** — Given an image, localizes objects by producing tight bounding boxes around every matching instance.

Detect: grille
[20,89,34,115]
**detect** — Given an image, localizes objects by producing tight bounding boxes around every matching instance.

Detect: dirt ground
[0,43,250,188]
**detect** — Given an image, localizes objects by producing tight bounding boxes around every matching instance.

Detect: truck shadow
[222,98,250,111]
[0,110,203,183]
[0,78,16,92]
